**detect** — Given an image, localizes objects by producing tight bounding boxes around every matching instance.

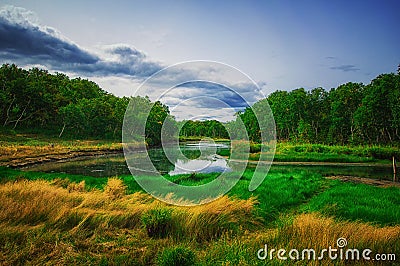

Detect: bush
[104,177,126,200]
[141,208,173,238]
[249,143,261,153]
[157,246,196,266]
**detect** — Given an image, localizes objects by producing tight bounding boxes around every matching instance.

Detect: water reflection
[23,141,394,181]
[169,154,231,175]
[24,141,232,177]
[167,141,231,175]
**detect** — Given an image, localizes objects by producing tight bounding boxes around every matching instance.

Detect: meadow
[0,166,399,265]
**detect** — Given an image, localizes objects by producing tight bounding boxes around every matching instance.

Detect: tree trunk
[59,122,66,138]
[350,118,355,142]
[393,156,397,182]
[13,98,31,129]
[386,128,392,143]
[3,95,15,126]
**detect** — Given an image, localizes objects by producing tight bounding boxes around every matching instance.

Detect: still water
[26,142,232,177]
[24,142,394,180]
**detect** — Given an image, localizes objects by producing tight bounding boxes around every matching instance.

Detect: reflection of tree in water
[180,149,201,160]
[147,148,176,174]
[148,144,229,174]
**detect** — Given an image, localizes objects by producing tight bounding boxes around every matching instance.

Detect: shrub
[104,177,126,200]
[294,145,307,153]
[141,208,173,238]
[249,143,261,153]
[157,246,195,266]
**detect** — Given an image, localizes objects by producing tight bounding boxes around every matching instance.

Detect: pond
[26,141,232,177]
[24,141,394,181]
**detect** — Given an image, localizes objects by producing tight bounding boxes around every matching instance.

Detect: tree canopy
[1,63,399,146]
[234,72,400,145]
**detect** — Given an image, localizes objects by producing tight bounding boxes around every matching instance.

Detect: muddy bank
[0,149,123,168]
[326,175,400,187]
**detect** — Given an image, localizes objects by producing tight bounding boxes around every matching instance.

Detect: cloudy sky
[0,1,399,121]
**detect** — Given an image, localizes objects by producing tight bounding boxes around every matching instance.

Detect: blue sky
[0,0,399,121]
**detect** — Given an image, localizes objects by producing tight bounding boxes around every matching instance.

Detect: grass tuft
[157,246,196,266]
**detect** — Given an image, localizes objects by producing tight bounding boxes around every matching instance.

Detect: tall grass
[304,180,400,226]
[1,172,399,265]
[201,213,400,265]
[0,177,261,264]
[221,142,400,163]
[273,142,400,162]
[0,177,258,237]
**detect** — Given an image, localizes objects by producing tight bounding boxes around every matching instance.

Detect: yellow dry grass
[0,178,257,237]
[286,213,400,249]
[244,213,400,265]
[1,178,398,265]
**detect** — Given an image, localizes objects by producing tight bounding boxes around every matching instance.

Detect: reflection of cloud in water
[169,155,231,175]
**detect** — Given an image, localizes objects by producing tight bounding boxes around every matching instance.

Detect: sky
[0,0,399,121]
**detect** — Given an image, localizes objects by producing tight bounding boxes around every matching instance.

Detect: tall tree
[354,74,396,143]
[328,82,364,144]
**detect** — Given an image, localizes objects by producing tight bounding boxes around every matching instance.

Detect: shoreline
[0,149,123,168]
[2,150,394,169]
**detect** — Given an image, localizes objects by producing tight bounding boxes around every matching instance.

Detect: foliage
[272,142,400,162]
[179,119,229,139]
[234,72,400,145]
[141,208,173,238]
[145,100,177,146]
[2,63,399,146]
[157,246,196,266]
[0,64,173,144]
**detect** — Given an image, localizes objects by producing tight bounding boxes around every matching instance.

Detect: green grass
[220,142,399,163]
[304,180,400,226]
[229,168,324,222]
[272,152,380,163]
[274,142,399,163]
[1,165,400,265]
[4,166,399,227]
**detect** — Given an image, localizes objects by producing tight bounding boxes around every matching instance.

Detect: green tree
[267,90,291,140]
[354,74,396,144]
[328,82,364,144]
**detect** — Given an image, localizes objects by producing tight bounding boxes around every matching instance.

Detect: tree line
[234,69,400,145]
[179,120,229,139]
[1,63,399,146]
[0,64,172,144]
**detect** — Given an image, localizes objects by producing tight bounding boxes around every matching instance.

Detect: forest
[1,63,399,146]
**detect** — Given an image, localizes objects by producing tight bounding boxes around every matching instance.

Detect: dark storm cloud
[175,81,250,108]
[72,44,163,77]
[0,5,162,78]
[0,6,98,65]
